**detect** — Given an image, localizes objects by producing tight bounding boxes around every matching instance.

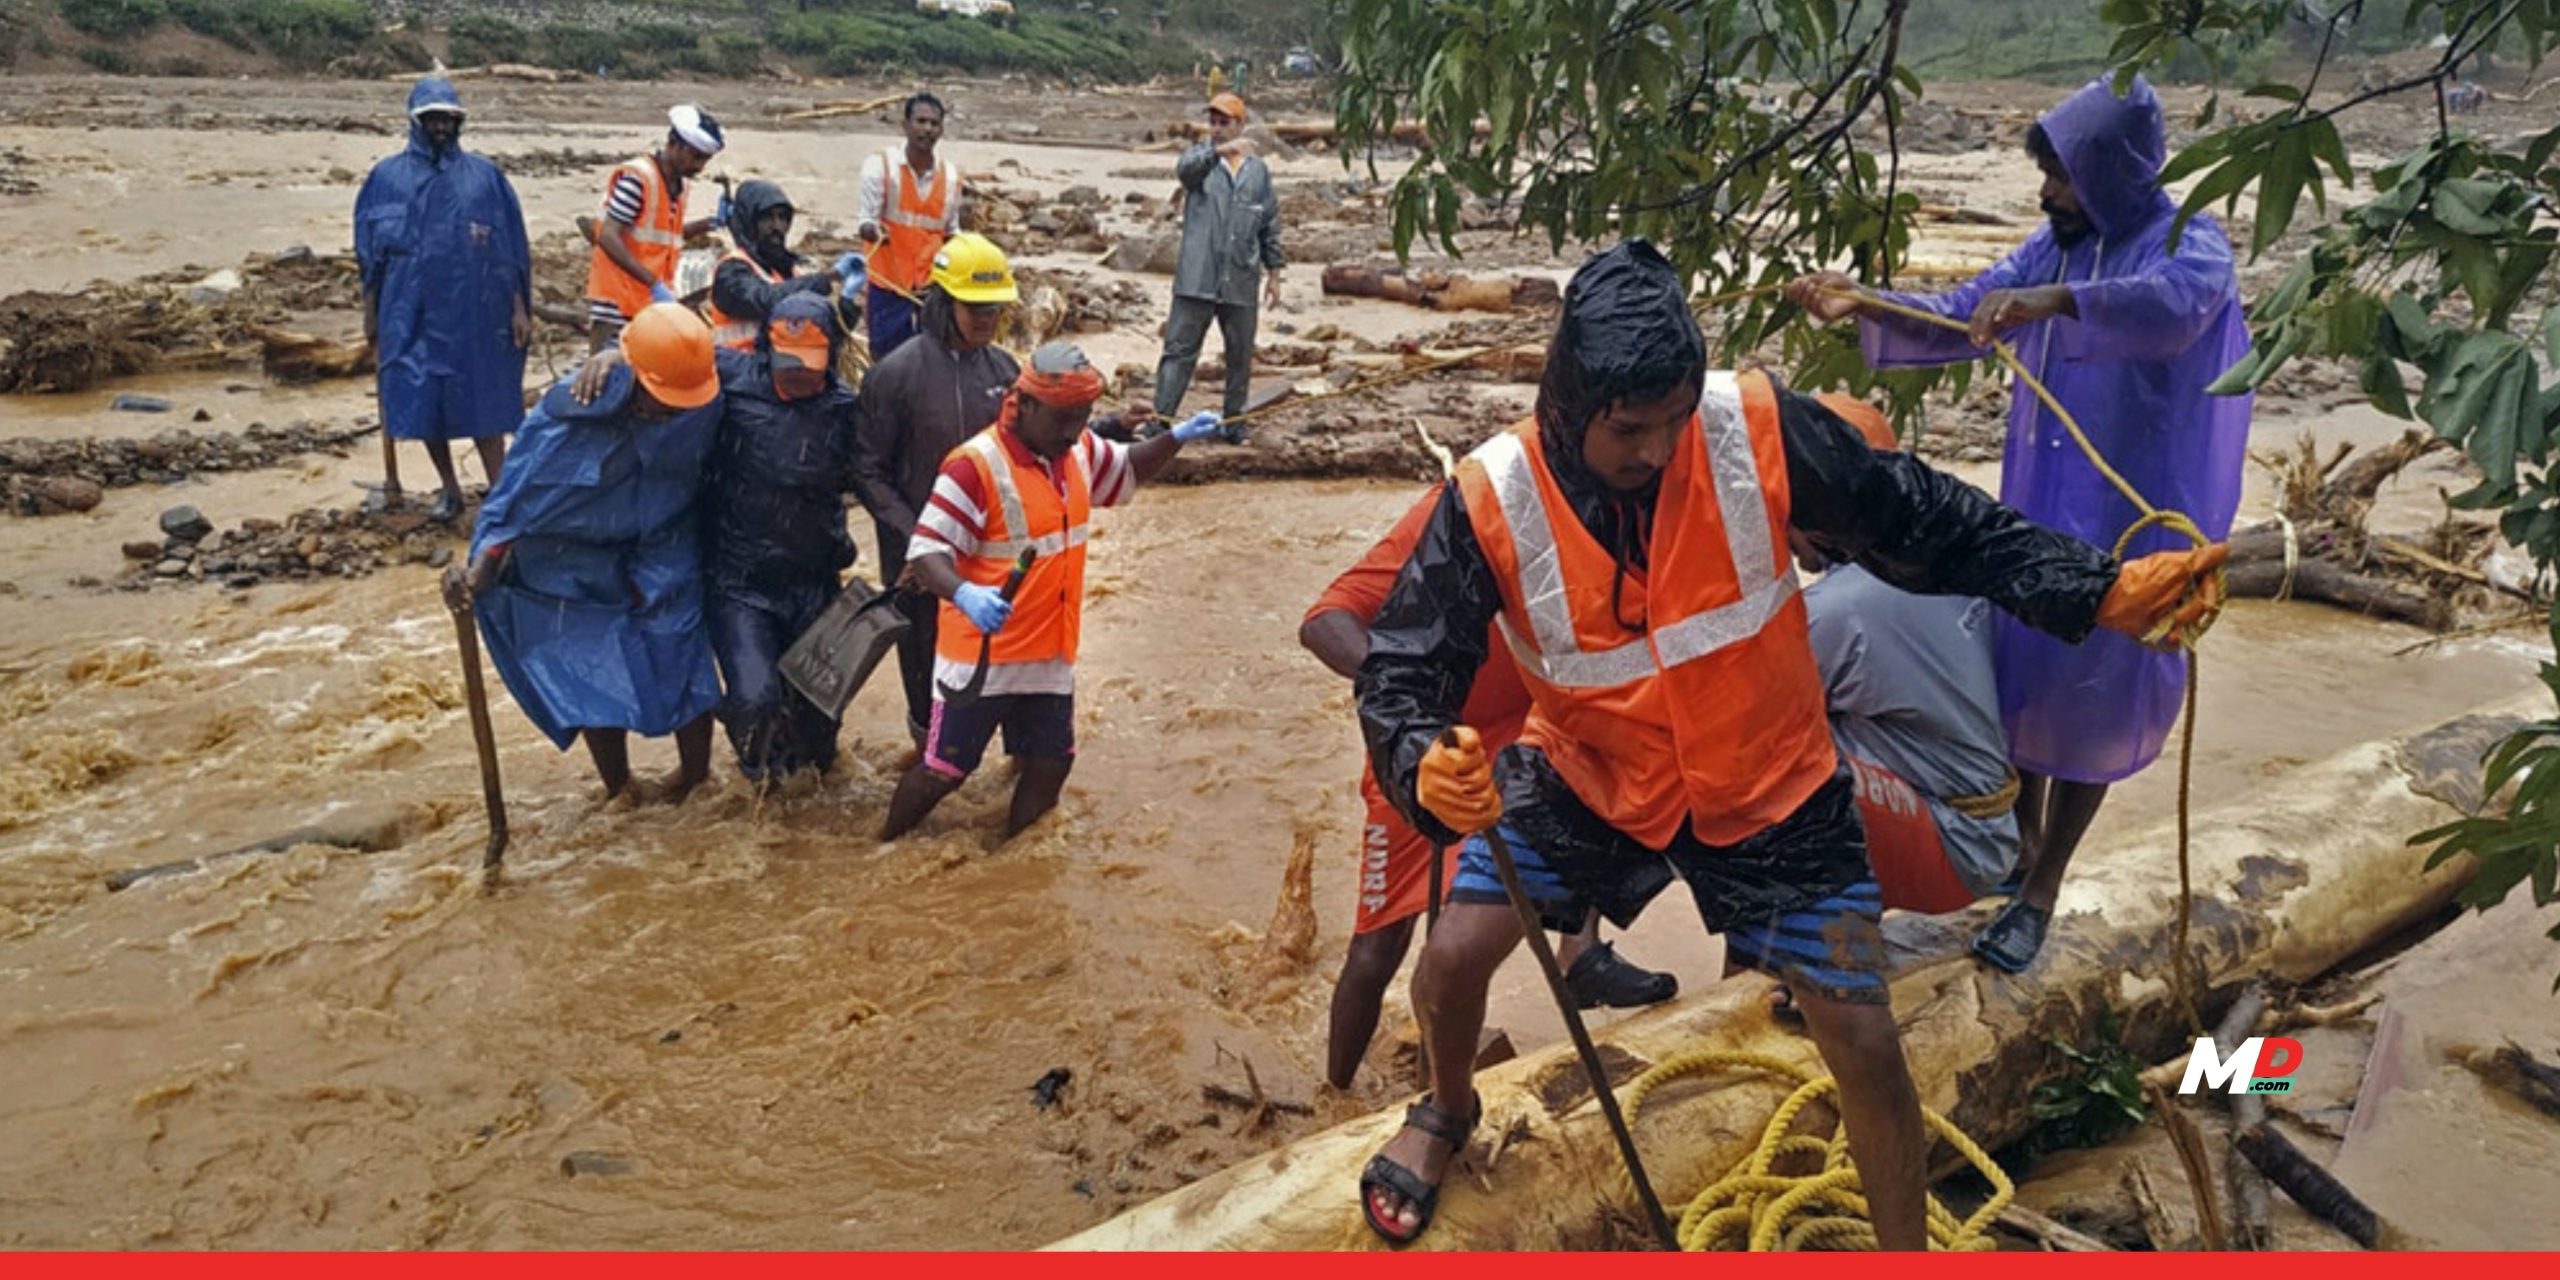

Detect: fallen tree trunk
[1049,700,2527,1250]
[1320,265,1560,313]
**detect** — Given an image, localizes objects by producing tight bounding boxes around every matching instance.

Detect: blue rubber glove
[835,252,867,288]
[716,192,733,228]
[649,281,679,306]
[953,582,1013,634]
[1170,410,1225,444]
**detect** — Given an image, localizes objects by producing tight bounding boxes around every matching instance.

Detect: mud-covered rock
[159,505,213,542]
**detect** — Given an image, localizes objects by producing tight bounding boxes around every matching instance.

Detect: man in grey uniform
[1153,91,1284,422]
[1802,560,2023,916]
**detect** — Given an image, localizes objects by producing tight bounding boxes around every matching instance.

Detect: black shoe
[1564,941,1677,1009]
[1972,900,2052,975]
[428,489,464,525]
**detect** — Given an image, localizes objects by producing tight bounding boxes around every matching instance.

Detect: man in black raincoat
[1352,242,2228,1246]
[707,178,858,350]
[699,292,862,780]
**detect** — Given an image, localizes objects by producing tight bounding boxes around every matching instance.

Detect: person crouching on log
[1352,241,2227,1246]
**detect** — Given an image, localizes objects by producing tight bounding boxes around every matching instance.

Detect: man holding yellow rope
[1353,241,2225,1247]
[1786,73,2253,975]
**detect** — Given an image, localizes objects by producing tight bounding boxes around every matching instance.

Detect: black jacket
[1356,387,2121,846]
[701,349,860,609]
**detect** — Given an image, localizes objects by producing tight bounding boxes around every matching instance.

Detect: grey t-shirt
[1803,563,2020,895]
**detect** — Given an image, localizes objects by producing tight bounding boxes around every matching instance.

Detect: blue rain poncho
[1855,75,2254,783]
[469,366,724,749]
[353,78,532,443]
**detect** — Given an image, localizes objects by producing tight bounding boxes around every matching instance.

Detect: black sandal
[1358,1094,1479,1245]
[1972,900,2053,974]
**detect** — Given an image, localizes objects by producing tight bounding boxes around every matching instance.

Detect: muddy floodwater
[2,74,2554,1249]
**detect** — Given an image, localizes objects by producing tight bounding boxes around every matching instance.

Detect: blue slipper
[1972,900,2051,975]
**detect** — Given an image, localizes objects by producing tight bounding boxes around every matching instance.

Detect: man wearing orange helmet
[446,303,728,801]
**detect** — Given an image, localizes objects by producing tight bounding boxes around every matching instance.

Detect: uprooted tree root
[2223,429,2544,632]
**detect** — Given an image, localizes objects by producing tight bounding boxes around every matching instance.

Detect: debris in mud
[2449,1040,2560,1120]
[1032,1067,1074,1110]
[16,477,103,517]
[487,147,626,180]
[109,394,173,414]
[0,419,378,506]
[559,1151,635,1178]
[0,146,37,198]
[0,248,368,393]
[112,500,468,590]
[159,505,214,542]
[2224,429,2540,631]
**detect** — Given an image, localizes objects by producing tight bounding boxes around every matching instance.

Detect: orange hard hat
[621,303,720,411]
[1207,92,1247,122]
[1814,391,1899,451]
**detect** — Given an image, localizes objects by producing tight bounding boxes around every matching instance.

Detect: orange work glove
[1417,726,1502,835]
[2096,543,2231,650]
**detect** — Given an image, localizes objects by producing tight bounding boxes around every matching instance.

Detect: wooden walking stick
[446,592,509,887]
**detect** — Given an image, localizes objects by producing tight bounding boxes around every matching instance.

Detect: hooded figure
[1849,74,2252,784]
[702,292,861,779]
[706,179,844,351]
[354,77,532,518]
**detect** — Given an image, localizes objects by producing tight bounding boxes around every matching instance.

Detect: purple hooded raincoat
[1857,75,2253,784]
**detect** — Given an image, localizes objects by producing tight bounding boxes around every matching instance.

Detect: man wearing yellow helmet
[445,303,728,801]
[852,234,1154,748]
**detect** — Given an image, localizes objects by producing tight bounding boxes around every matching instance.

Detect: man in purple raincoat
[1787,73,2251,972]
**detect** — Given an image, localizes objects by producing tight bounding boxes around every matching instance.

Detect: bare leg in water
[582,728,632,798]
[1006,756,1072,836]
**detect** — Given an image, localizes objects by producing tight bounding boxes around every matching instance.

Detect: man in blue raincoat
[444,304,726,802]
[1788,73,2253,972]
[355,77,532,523]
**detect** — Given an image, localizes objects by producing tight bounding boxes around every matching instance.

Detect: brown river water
[1,74,2548,1249]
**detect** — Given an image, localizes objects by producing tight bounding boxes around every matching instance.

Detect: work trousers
[708,584,840,781]
[875,521,940,746]
[868,285,921,364]
[1153,294,1258,420]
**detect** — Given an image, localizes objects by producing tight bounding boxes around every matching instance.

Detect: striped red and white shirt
[908,427,1137,697]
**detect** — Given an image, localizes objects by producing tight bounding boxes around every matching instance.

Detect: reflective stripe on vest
[960,433,1091,561]
[705,249,784,350]
[585,156,687,321]
[610,158,682,247]
[873,147,952,290]
[1475,373,1795,689]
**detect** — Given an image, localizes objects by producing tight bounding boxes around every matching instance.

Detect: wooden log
[1994,1202,2118,1252]
[1318,265,1560,313]
[1048,701,2527,1250]
[2215,985,2275,1250]
[2222,524,2449,629]
[251,326,376,384]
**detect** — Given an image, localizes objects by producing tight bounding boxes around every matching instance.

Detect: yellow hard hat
[930,232,1020,305]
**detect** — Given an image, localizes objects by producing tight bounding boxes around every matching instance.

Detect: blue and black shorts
[924,692,1076,779]
[1448,745,1889,1004]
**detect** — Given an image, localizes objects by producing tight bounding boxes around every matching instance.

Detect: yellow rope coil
[1614,1050,2015,1251]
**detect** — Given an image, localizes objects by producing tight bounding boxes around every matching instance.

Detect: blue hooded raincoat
[469,366,724,749]
[354,78,532,443]
[1856,75,2253,784]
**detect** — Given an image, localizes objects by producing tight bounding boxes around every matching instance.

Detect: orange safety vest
[871,146,952,293]
[702,248,786,351]
[1453,369,1835,849]
[933,426,1092,669]
[584,156,686,322]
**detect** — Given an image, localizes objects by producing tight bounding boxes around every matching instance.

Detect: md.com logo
[2178,1035,2305,1095]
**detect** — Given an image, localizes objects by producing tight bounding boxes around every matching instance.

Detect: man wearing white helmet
[584,103,727,350]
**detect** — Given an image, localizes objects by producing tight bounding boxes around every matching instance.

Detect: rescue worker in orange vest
[853,93,963,363]
[585,104,725,351]
[881,343,1221,841]
[703,179,860,353]
[1353,242,2228,1246]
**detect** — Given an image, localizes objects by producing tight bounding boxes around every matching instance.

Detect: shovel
[935,547,1036,707]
